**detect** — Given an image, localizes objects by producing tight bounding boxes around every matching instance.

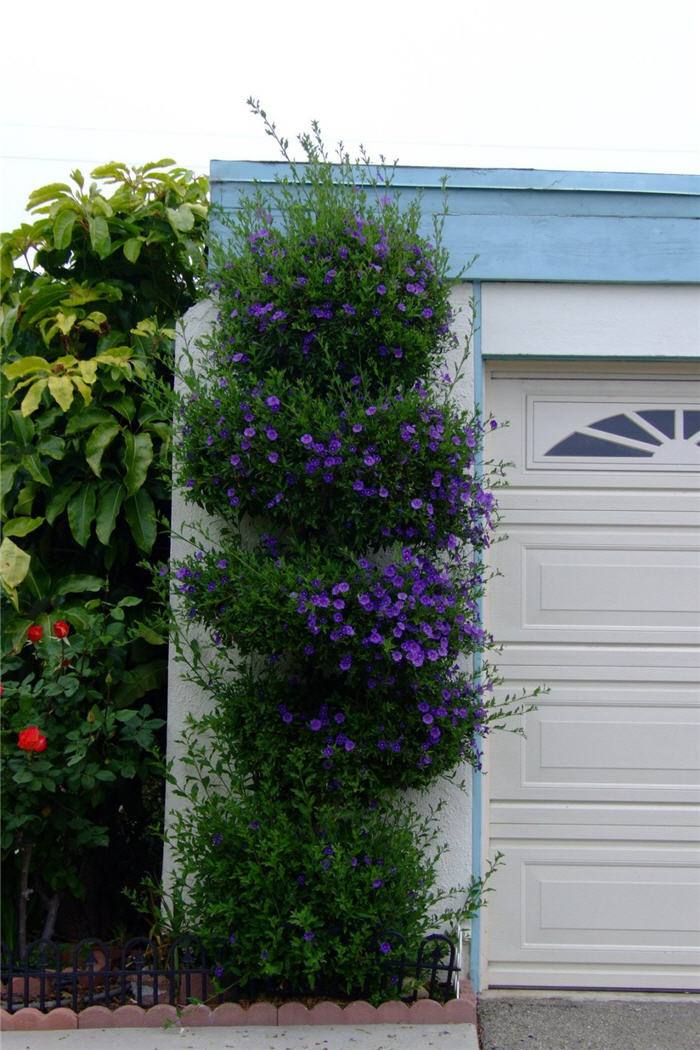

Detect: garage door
[483,360,700,990]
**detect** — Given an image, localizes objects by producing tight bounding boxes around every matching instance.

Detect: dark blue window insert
[545,408,699,458]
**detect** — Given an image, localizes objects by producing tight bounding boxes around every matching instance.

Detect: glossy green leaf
[26,183,72,209]
[65,407,115,435]
[123,237,142,263]
[3,356,50,380]
[88,215,111,258]
[113,659,166,706]
[67,484,96,547]
[20,378,48,416]
[45,481,80,524]
[0,537,31,589]
[122,430,153,495]
[53,209,77,250]
[85,420,121,476]
[2,516,44,538]
[166,204,195,232]
[95,481,125,544]
[22,453,52,486]
[53,572,104,597]
[48,374,74,411]
[36,434,65,459]
[10,410,35,444]
[123,488,156,551]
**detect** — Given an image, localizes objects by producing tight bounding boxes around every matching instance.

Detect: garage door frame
[471,288,700,992]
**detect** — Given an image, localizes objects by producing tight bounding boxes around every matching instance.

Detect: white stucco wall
[164,284,477,916]
[481,282,700,359]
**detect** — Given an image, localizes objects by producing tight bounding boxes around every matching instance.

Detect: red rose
[27,624,43,643]
[18,727,47,753]
[52,621,69,639]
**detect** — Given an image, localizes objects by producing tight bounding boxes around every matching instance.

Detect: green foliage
[1,613,164,898]
[0,160,208,947]
[163,106,529,998]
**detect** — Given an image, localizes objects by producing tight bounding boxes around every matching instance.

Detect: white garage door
[483,360,700,990]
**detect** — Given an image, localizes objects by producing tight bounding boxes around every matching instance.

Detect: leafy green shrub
[163,105,530,997]
[0,161,208,951]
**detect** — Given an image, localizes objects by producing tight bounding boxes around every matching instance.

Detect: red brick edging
[0,979,476,1031]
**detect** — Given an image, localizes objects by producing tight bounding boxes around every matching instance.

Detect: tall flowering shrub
[164,107,520,996]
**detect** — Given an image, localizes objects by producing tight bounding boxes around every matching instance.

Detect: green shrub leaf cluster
[162,107,529,1000]
[0,160,208,952]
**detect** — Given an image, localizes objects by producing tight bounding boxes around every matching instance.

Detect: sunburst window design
[546,408,700,464]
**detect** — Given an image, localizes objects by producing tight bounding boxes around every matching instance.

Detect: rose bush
[1,610,164,955]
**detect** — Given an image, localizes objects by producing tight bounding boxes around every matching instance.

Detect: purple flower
[303,930,315,942]
[380,941,391,954]
[310,718,323,731]
[301,433,314,446]
[265,395,280,411]
[377,284,386,295]
[249,819,260,830]
[213,833,223,845]
[214,965,224,978]
[339,654,352,671]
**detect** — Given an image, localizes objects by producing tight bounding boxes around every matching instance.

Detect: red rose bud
[18,726,47,752]
[27,625,43,643]
[52,621,69,639]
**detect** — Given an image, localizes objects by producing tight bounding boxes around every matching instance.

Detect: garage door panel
[487,847,700,959]
[489,529,700,643]
[488,704,700,801]
[485,361,700,990]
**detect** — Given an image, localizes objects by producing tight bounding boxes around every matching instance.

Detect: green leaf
[22,453,52,486]
[123,238,142,263]
[10,410,35,444]
[53,573,104,596]
[88,215,111,258]
[166,205,195,232]
[113,659,166,707]
[53,209,77,250]
[123,488,156,552]
[47,374,74,412]
[45,481,80,524]
[133,620,165,645]
[65,407,115,435]
[95,769,117,782]
[36,434,65,460]
[122,431,153,496]
[2,516,44,538]
[20,378,48,416]
[67,484,96,547]
[95,481,125,545]
[26,183,72,209]
[3,356,50,381]
[85,420,121,476]
[0,537,31,588]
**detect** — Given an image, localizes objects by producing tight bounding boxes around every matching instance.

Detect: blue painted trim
[210,162,700,284]
[470,281,485,992]
[211,160,699,197]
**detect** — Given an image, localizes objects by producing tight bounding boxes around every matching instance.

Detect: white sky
[1,0,698,232]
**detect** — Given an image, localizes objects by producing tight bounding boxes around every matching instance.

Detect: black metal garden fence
[1,932,459,1014]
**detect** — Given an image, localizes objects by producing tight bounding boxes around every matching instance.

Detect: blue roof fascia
[210,161,700,284]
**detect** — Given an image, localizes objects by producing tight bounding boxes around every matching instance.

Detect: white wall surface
[481,283,700,359]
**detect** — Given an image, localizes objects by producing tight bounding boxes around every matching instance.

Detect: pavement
[477,992,700,1050]
[0,1023,478,1049]
[3,994,700,1049]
